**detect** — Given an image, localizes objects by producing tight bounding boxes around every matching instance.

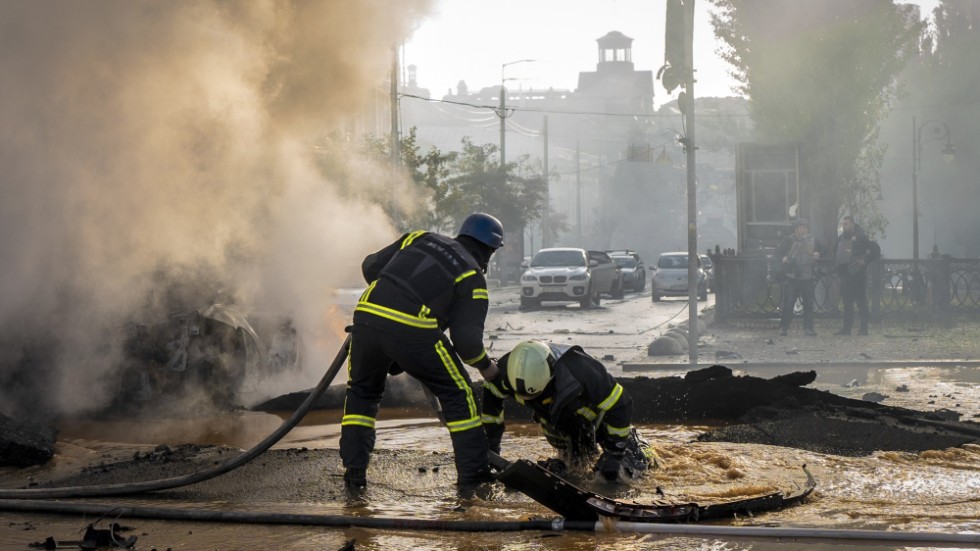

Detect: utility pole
[498,59,536,169]
[576,131,582,244]
[390,46,399,167]
[542,116,550,248]
[682,0,698,368]
[662,0,698,366]
[499,81,506,169]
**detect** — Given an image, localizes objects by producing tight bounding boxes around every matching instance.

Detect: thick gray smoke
[0,1,430,416]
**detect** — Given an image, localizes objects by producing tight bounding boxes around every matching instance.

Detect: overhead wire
[549,137,680,177]
[399,92,749,119]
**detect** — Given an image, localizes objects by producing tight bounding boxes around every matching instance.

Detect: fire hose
[0,332,977,545]
[0,499,976,546]
[0,334,352,499]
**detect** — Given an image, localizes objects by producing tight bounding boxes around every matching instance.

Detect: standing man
[834,215,871,336]
[775,218,824,336]
[341,213,504,493]
[482,340,658,483]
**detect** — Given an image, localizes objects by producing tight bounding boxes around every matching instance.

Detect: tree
[898,0,980,257]
[361,127,454,233]
[440,137,547,242]
[711,0,922,242]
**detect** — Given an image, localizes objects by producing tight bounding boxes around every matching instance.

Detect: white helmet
[507,340,554,399]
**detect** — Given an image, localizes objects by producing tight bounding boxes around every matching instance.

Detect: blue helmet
[457,213,504,250]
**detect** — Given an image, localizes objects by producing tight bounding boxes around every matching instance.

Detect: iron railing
[714,256,980,321]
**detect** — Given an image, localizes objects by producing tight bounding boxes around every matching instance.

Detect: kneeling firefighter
[341,213,504,493]
[482,340,659,482]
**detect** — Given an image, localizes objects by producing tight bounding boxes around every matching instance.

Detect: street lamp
[499,59,536,168]
[911,117,955,264]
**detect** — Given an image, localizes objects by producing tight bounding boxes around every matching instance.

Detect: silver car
[651,252,707,302]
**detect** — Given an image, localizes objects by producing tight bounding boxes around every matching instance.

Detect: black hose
[0,499,597,533]
[0,335,352,499]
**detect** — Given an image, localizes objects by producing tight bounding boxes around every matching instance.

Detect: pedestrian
[775,218,824,336]
[834,215,871,336]
[341,213,504,494]
[482,340,659,482]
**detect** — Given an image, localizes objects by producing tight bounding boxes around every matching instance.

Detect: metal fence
[714,255,980,321]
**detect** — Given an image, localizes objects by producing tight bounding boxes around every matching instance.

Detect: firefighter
[341,213,504,493]
[482,340,658,482]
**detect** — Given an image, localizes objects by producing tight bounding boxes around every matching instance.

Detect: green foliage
[441,138,547,236]
[899,0,980,256]
[711,0,923,241]
[362,131,548,240]
[361,128,454,233]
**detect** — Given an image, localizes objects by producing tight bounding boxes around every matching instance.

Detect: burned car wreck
[115,304,301,409]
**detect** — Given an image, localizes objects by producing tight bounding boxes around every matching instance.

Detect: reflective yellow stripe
[435,341,479,420]
[472,288,489,300]
[360,280,378,302]
[598,383,623,411]
[484,381,507,399]
[462,348,487,366]
[576,407,597,421]
[455,270,477,283]
[355,302,439,329]
[481,412,504,424]
[446,416,482,432]
[341,414,376,428]
[419,305,431,318]
[606,423,631,437]
[400,230,426,249]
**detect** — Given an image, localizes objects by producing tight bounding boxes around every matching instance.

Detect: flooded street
[1,288,978,550]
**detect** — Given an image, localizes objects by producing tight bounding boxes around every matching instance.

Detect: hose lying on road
[0,335,352,500]
[0,499,977,547]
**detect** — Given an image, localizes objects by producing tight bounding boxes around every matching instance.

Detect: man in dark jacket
[834,215,872,335]
[341,213,503,493]
[481,340,658,482]
[775,218,825,336]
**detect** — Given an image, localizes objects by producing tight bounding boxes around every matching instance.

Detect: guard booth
[735,143,805,253]
[715,143,807,320]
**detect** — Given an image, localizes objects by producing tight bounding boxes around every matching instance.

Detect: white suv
[520,248,621,309]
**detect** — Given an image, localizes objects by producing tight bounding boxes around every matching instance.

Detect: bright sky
[404,0,940,107]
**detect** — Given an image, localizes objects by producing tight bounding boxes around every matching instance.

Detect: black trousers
[838,268,869,332]
[340,323,488,485]
[780,278,815,331]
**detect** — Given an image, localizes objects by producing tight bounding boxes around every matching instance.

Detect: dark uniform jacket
[834,224,872,275]
[775,234,826,280]
[354,231,492,370]
[482,343,632,454]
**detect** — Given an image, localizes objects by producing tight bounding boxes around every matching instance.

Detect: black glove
[536,457,568,477]
[595,450,624,482]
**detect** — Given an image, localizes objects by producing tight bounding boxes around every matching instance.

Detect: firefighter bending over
[341,213,504,493]
[482,340,659,482]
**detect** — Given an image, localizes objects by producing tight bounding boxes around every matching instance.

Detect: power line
[399,92,752,119]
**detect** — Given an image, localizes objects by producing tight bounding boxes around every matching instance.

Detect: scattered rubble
[647,336,683,356]
[255,364,980,457]
[0,413,57,468]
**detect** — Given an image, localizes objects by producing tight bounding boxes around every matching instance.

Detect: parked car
[700,254,715,292]
[607,249,646,292]
[651,252,708,302]
[520,248,623,309]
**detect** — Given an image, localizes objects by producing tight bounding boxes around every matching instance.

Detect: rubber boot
[344,467,367,491]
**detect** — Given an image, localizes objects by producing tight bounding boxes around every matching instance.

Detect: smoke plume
[0,1,430,416]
